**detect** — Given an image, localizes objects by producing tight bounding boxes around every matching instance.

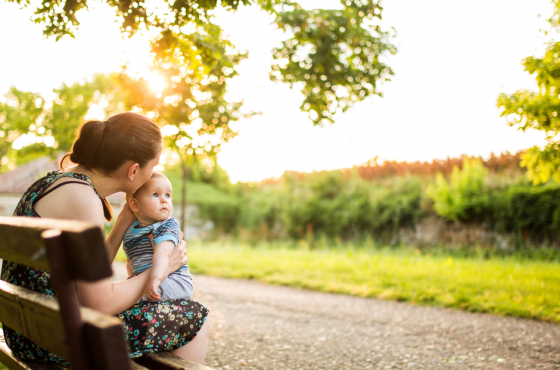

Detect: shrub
[164,160,560,248]
[504,185,560,243]
[427,158,489,221]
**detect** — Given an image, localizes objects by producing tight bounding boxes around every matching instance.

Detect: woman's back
[1,170,102,364]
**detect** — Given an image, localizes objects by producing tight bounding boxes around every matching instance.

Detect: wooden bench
[0,216,213,370]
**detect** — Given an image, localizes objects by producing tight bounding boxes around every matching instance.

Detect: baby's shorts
[141,273,194,302]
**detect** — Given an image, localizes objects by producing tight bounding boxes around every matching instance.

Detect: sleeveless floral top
[1,171,208,364]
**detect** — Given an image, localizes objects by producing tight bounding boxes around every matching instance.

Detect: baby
[123,171,193,302]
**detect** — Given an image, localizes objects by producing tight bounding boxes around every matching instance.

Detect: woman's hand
[168,239,188,274]
[106,203,137,262]
[147,232,188,277]
[116,203,137,228]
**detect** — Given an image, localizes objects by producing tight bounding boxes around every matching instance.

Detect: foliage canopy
[7,0,396,124]
[497,2,560,184]
[0,75,113,168]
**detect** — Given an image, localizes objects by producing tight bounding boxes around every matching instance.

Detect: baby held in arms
[124,172,193,302]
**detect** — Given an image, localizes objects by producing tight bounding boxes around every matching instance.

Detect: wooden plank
[130,361,151,370]
[43,229,92,370]
[0,333,62,370]
[0,217,112,281]
[0,280,69,360]
[1,331,139,370]
[0,281,133,369]
[81,308,133,370]
[135,352,215,370]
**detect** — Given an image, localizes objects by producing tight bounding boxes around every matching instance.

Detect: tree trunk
[180,162,190,232]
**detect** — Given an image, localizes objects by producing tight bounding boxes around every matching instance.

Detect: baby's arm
[145,241,174,301]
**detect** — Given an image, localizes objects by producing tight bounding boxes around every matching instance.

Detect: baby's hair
[126,171,168,204]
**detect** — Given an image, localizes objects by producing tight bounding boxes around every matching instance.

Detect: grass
[150,240,560,323]
[114,239,560,322]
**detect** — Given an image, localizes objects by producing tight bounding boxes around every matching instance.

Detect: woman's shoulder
[15,171,94,216]
[30,170,95,195]
[43,172,99,201]
[32,171,104,226]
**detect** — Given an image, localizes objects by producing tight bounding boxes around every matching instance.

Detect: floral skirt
[120,299,209,357]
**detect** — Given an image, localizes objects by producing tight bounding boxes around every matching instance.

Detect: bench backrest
[0,216,132,370]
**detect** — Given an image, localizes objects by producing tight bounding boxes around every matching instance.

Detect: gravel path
[112,263,560,370]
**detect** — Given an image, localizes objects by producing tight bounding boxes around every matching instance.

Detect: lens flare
[145,72,166,92]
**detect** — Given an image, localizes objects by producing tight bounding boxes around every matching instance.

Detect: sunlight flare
[145,72,167,92]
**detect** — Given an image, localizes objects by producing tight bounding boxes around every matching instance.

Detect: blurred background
[1,0,559,322]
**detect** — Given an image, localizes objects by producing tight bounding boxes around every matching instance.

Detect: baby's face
[131,177,173,224]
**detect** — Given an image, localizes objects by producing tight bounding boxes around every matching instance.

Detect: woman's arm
[77,271,152,314]
[105,203,136,262]
[77,242,187,315]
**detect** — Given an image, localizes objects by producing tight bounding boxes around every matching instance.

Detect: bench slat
[0,280,133,369]
[0,280,68,359]
[0,217,112,281]
[0,333,62,370]
[82,309,134,370]
[131,361,152,370]
[135,352,214,370]
[0,332,147,370]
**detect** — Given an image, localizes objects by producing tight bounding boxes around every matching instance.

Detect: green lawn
[115,240,560,322]
[157,241,560,323]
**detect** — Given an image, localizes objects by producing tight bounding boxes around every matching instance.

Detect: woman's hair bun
[60,113,163,221]
[61,113,161,175]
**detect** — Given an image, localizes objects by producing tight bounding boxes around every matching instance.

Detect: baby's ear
[129,197,140,213]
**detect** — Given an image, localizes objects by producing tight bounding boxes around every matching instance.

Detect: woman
[0,112,210,365]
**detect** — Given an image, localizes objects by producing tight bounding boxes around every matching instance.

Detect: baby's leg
[158,274,194,301]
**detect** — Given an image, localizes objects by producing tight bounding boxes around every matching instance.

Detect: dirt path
[112,263,560,370]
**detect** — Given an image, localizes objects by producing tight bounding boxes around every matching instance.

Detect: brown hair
[61,112,162,221]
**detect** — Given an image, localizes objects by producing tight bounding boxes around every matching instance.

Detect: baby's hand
[145,278,162,301]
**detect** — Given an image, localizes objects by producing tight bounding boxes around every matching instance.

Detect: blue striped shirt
[123,217,192,279]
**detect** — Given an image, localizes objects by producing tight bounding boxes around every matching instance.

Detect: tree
[271,2,395,124]
[0,65,240,228]
[0,88,46,169]
[4,0,397,230]
[113,23,246,230]
[0,75,112,171]
[7,0,396,124]
[497,3,560,184]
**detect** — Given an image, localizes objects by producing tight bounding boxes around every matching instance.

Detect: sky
[0,0,555,182]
